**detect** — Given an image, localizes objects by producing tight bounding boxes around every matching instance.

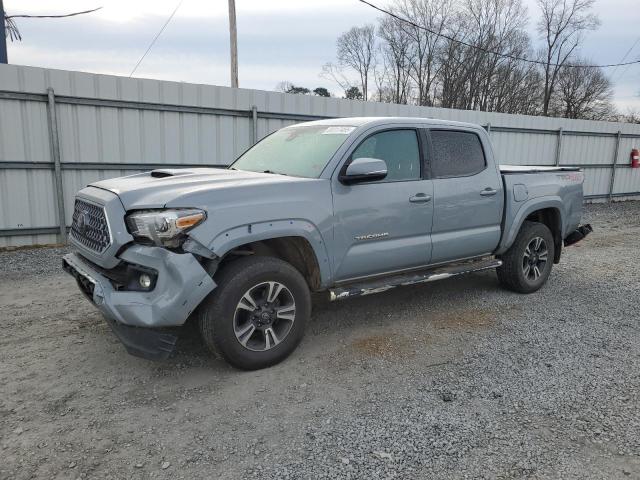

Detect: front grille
[70,199,111,253]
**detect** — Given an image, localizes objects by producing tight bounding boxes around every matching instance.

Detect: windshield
[231,125,355,178]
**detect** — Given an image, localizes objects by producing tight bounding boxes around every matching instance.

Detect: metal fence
[1,64,639,247]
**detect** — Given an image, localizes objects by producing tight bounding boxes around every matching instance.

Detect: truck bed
[497,166,584,254]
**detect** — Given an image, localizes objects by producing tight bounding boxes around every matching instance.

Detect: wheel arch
[524,207,563,263]
[208,221,331,291]
[498,197,565,263]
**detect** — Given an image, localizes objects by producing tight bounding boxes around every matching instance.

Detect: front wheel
[497,221,555,294]
[198,256,311,370]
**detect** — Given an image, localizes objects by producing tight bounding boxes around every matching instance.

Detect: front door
[332,128,434,282]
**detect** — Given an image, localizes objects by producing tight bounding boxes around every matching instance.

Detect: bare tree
[551,60,615,120]
[619,108,640,124]
[335,25,377,100]
[537,0,600,116]
[320,62,354,93]
[438,0,532,112]
[392,0,453,106]
[378,15,412,104]
[323,0,613,120]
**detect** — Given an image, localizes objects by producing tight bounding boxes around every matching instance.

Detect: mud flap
[564,224,593,247]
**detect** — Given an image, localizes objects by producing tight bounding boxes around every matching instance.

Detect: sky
[3,0,640,112]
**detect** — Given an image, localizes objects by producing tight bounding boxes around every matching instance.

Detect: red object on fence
[632,149,639,169]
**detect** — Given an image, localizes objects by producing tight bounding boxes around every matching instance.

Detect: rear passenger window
[430,130,486,178]
[351,129,420,182]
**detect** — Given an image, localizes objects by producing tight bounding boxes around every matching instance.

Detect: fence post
[251,105,258,145]
[46,87,66,242]
[554,127,563,166]
[608,131,621,202]
[486,122,491,136]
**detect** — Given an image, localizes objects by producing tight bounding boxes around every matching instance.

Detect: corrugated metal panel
[490,131,557,166]
[560,135,617,166]
[1,63,640,247]
[582,168,612,196]
[613,168,640,195]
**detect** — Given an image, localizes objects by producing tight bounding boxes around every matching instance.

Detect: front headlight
[125,209,206,247]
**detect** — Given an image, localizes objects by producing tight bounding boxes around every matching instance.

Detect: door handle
[409,193,432,203]
[480,188,498,196]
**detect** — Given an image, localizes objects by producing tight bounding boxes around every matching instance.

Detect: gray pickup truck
[63,117,591,369]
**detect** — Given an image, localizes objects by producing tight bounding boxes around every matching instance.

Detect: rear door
[331,127,434,281]
[426,128,503,264]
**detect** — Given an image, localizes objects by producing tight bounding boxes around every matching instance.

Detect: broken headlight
[125,209,206,248]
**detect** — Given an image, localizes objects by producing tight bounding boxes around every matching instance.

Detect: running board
[328,258,502,301]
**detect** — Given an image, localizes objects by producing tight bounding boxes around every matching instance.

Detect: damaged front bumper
[63,245,215,360]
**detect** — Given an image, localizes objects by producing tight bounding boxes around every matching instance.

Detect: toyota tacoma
[63,117,591,369]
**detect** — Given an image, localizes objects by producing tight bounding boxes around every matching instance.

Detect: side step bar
[329,258,502,301]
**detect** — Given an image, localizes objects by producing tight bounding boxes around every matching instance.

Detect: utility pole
[228,0,238,88]
[0,0,8,64]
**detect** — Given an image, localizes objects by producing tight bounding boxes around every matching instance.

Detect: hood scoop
[150,169,194,178]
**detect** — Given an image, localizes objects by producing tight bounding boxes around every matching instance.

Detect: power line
[129,0,184,78]
[357,0,640,69]
[612,36,640,82]
[6,7,102,19]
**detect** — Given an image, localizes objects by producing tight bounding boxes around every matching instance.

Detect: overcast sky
[4,0,640,112]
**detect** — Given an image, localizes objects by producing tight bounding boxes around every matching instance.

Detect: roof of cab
[288,116,483,130]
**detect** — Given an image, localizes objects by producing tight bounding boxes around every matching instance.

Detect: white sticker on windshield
[322,126,356,135]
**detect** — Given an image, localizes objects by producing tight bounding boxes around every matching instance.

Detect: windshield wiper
[263,170,287,176]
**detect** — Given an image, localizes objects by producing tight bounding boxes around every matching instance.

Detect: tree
[276,83,332,97]
[536,0,600,116]
[276,81,310,95]
[551,60,615,120]
[322,0,613,120]
[386,0,454,106]
[344,86,363,100]
[619,109,640,124]
[336,25,376,100]
[287,85,311,95]
[378,15,412,104]
[313,87,331,97]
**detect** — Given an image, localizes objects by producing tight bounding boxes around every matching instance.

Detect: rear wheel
[198,256,310,370]
[497,221,555,293]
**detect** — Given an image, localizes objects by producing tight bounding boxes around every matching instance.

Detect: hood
[90,167,316,209]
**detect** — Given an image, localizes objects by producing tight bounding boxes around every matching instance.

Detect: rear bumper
[63,246,216,359]
[564,224,593,246]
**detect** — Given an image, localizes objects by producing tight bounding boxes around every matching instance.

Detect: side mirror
[340,157,387,185]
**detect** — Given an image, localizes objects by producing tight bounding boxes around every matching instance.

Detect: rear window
[430,130,486,178]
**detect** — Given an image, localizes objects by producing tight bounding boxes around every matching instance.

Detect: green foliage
[313,87,331,97]
[344,86,363,100]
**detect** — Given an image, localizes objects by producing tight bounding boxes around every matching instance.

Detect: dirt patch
[430,307,495,328]
[428,305,523,330]
[583,231,635,248]
[351,332,416,358]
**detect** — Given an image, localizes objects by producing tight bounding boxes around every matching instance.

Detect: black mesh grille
[70,199,111,253]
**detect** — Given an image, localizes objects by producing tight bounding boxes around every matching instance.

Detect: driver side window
[351,129,421,182]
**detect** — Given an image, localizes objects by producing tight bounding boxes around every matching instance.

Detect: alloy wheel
[233,281,296,351]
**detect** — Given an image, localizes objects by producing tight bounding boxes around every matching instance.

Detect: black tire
[497,221,555,294]
[197,256,311,370]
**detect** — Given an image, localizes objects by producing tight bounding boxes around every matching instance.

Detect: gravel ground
[1,202,639,479]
